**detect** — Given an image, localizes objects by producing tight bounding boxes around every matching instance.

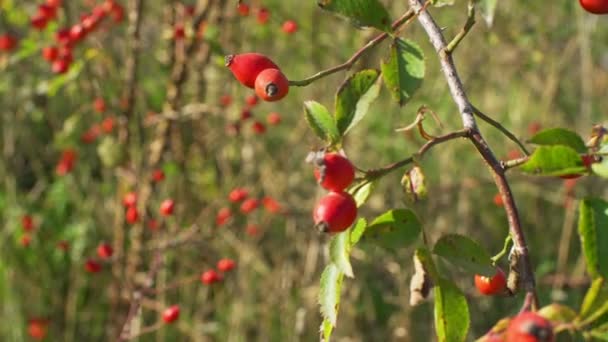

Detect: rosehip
[246,94,258,106]
[217,258,236,272]
[313,192,357,233]
[152,169,165,182]
[22,215,34,232]
[267,112,281,125]
[254,68,289,102]
[506,311,554,342]
[579,0,608,14]
[225,53,279,88]
[174,24,185,39]
[220,94,232,107]
[0,34,17,52]
[528,122,542,136]
[85,259,102,273]
[101,116,115,133]
[240,109,252,121]
[27,318,49,340]
[123,192,137,207]
[282,20,298,34]
[162,305,180,324]
[257,8,270,24]
[38,4,57,20]
[262,196,282,214]
[474,267,507,295]
[201,269,222,284]
[51,59,70,74]
[147,219,159,230]
[493,193,504,207]
[237,3,250,16]
[42,46,59,62]
[160,199,175,216]
[94,98,106,113]
[240,198,259,214]
[69,24,86,42]
[246,224,259,236]
[252,121,266,134]
[31,14,49,30]
[229,188,249,203]
[21,234,31,247]
[125,206,139,224]
[313,153,355,192]
[97,243,114,259]
[216,207,232,226]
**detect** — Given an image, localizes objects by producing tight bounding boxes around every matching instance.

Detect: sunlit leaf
[519,145,586,176]
[335,69,380,135]
[381,38,425,106]
[433,234,495,276]
[435,277,470,342]
[317,0,392,31]
[578,199,608,279]
[529,128,587,153]
[303,101,340,145]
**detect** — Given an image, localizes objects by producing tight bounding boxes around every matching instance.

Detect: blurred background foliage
[0,0,607,341]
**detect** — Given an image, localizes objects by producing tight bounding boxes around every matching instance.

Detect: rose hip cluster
[81,98,116,143]
[34,0,125,74]
[235,3,298,34]
[216,187,283,237]
[221,92,282,137]
[310,152,358,233]
[226,53,289,102]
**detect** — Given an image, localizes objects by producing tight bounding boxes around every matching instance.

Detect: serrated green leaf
[317,0,392,31]
[433,234,495,277]
[529,128,587,153]
[435,277,470,342]
[349,218,367,247]
[580,278,608,319]
[519,145,586,176]
[478,0,498,27]
[365,209,421,250]
[330,232,354,278]
[335,70,380,135]
[351,181,375,207]
[303,101,340,145]
[319,264,344,326]
[381,38,425,106]
[578,199,608,279]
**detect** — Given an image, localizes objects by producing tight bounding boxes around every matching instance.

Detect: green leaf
[592,144,608,178]
[365,209,422,250]
[529,128,587,153]
[335,70,380,135]
[317,0,392,31]
[329,232,354,278]
[431,0,455,7]
[321,319,334,342]
[578,199,608,279]
[303,101,340,145]
[351,180,376,207]
[319,263,344,326]
[580,278,608,319]
[381,38,425,106]
[349,218,367,247]
[433,234,495,277]
[415,247,439,281]
[478,0,498,27]
[538,304,577,324]
[434,277,470,342]
[519,145,586,176]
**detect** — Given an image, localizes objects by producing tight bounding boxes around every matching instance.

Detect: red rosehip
[97,243,114,259]
[282,20,298,34]
[493,193,504,207]
[251,121,266,134]
[160,199,175,216]
[69,24,86,43]
[47,0,62,6]
[474,267,507,295]
[240,198,259,214]
[313,153,355,192]
[85,259,102,273]
[246,94,258,106]
[201,269,222,284]
[110,3,125,22]
[38,4,57,20]
[220,94,232,107]
[22,215,35,232]
[162,305,180,324]
[51,58,70,74]
[123,192,137,207]
[313,192,357,233]
[217,258,236,272]
[528,121,542,136]
[93,98,106,113]
[262,196,282,214]
[216,207,232,226]
[240,109,252,121]
[101,116,115,133]
[580,0,608,14]
[0,34,17,52]
[174,24,185,40]
[256,7,270,24]
[27,318,49,340]
[58,46,73,63]
[151,169,165,182]
[225,53,279,88]
[42,46,59,62]
[55,28,71,45]
[506,311,554,342]
[21,234,31,247]
[125,206,139,224]
[229,187,249,203]
[245,224,259,236]
[267,112,281,125]
[31,14,49,30]
[147,219,159,230]
[237,3,250,16]
[254,68,289,102]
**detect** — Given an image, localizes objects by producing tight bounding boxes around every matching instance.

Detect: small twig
[472,105,531,156]
[491,235,513,264]
[288,10,416,87]
[445,0,476,53]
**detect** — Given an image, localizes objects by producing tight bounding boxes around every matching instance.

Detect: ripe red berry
[246,94,259,106]
[254,68,289,102]
[225,53,279,88]
[229,187,249,203]
[267,112,281,125]
[160,199,175,216]
[162,305,180,324]
[313,192,357,233]
[93,98,106,113]
[27,318,49,340]
[38,4,58,20]
[313,153,356,192]
[31,14,49,30]
[216,207,232,226]
[237,3,250,16]
[217,258,236,272]
[69,24,86,43]
[51,58,70,74]
[528,121,542,136]
[125,206,139,224]
[21,234,32,247]
[579,0,608,14]
[252,121,266,134]
[246,224,259,236]
[151,169,165,182]
[220,94,232,107]
[240,198,259,214]
[493,193,504,207]
[85,259,102,273]
[474,267,507,295]
[101,116,115,133]
[282,20,298,34]
[174,24,185,39]
[201,269,222,284]
[123,192,137,207]
[147,219,159,230]
[42,46,59,62]
[240,109,252,121]
[22,215,35,232]
[506,311,554,342]
[0,34,17,52]
[256,7,270,24]
[97,243,114,259]
[262,196,282,214]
